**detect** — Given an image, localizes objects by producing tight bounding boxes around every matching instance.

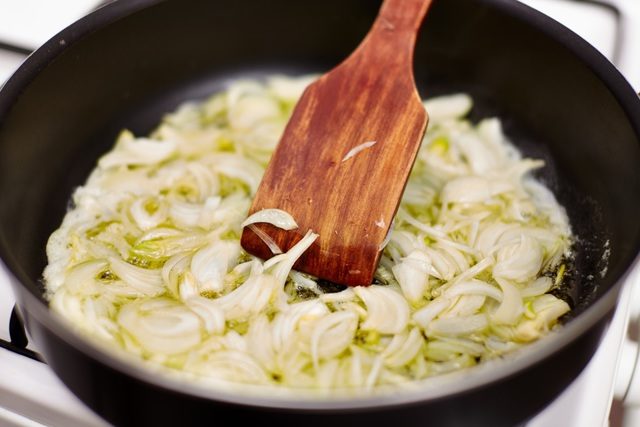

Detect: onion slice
[242,208,299,230]
[342,141,377,162]
[248,224,282,255]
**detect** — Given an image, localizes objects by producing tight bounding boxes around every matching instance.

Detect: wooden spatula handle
[376,0,433,38]
[353,0,433,71]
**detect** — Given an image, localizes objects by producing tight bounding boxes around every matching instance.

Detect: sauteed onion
[44,76,572,392]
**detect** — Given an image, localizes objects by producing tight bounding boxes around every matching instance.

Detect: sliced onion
[263,230,318,283]
[354,286,410,334]
[247,224,282,255]
[242,208,298,230]
[271,300,329,352]
[521,276,553,298]
[310,311,358,369]
[188,349,270,384]
[423,93,472,123]
[445,279,502,302]
[383,327,423,368]
[190,240,241,292]
[413,297,451,329]
[117,298,202,355]
[45,79,576,391]
[108,257,164,296]
[342,140,377,162]
[213,273,278,321]
[184,296,226,334]
[246,313,276,372]
[492,277,524,325]
[428,313,488,336]
[392,250,430,303]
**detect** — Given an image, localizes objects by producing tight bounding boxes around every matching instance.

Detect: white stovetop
[0,1,639,426]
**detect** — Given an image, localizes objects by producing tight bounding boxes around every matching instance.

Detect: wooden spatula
[241,0,433,286]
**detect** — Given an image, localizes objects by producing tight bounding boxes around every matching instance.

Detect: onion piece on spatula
[241,0,433,286]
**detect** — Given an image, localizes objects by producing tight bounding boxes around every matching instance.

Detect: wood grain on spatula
[241,0,433,286]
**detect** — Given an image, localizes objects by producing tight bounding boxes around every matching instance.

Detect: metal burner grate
[0,306,42,362]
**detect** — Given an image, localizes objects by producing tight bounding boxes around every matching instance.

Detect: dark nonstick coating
[0,0,639,426]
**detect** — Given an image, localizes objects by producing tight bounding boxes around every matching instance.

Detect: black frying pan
[0,0,639,426]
